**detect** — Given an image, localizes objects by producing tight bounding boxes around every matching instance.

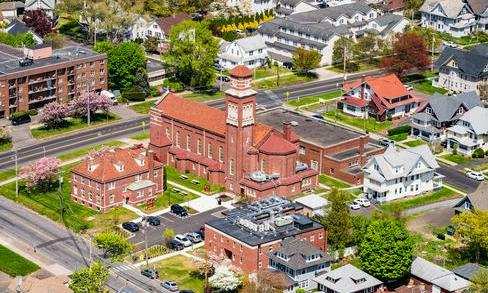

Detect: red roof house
[339,74,424,121]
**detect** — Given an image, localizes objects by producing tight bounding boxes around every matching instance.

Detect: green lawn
[411,80,447,95]
[319,174,351,189]
[0,244,39,276]
[389,133,408,142]
[138,188,199,212]
[324,109,392,133]
[328,62,378,74]
[440,154,471,165]
[287,89,342,108]
[166,166,224,194]
[130,131,149,141]
[57,140,126,161]
[404,139,426,147]
[253,66,292,80]
[154,255,204,292]
[0,141,12,153]
[31,113,119,139]
[254,73,316,90]
[130,100,156,114]
[0,168,16,182]
[183,90,224,102]
[380,187,458,213]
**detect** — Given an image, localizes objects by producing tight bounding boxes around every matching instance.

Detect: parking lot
[129,206,227,250]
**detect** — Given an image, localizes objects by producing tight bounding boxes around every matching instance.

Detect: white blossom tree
[209,265,241,291]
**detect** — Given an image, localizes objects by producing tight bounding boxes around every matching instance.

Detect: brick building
[205,197,327,273]
[0,44,107,118]
[150,65,319,199]
[71,146,163,212]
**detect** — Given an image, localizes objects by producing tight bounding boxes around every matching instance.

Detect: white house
[0,1,24,19]
[218,35,268,69]
[420,0,488,37]
[259,2,408,66]
[24,0,55,18]
[275,0,318,17]
[363,145,442,203]
[128,13,190,42]
[226,0,276,14]
[446,106,488,156]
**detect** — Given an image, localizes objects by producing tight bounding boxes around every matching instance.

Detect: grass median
[287,89,342,108]
[0,244,39,276]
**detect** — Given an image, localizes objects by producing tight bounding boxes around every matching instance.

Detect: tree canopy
[321,189,353,251]
[452,211,488,261]
[69,261,109,293]
[94,230,133,261]
[163,20,219,90]
[358,219,415,281]
[23,9,53,37]
[292,48,321,74]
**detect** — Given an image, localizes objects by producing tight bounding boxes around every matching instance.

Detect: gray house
[453,263,487,281]
[269,237,331,292]
[410,91,481,142]
[313,264,383,293]
[433,44,488,95]
[453,182,488,213]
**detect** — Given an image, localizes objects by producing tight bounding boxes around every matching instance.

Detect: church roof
[258,132,297,155]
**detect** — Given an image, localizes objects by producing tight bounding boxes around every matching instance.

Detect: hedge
[387,125,411,136]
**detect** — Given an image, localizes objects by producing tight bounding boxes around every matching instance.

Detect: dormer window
[352,277,367,284]
[88,163,98,172]
[135,157,145,166]
[458,107,464,114]
[114,162,124,172]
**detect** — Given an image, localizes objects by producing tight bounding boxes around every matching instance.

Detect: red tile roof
[155,93,226,136]
[253,123,273,146]
[230,65,252,78]
[342,96,369,107]
[258,132,297,155]
[169,147,224,172]
[343,74,408,100]
[156,13,190,35]
[387,0,405,11]
[72,146,162,182]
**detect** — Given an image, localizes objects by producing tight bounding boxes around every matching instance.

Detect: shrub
[121,87,146,102]
[69,92,113,117]
[10,111,30,122]
[40,101,69,129]
[0,128,11,144]
[388,125,412,136]
[28,109,38,116]
[148,86,159,98]
[162,79,184,92]
[472,148,485,159]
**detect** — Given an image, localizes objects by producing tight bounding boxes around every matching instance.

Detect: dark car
[217,75,230,82]
[122,222,139,232]
[170,204,188,217]
[195,226,205,240]
[141,268,159,279]
[168,239,184,251]
[10,113,31,126]
[312,114,324,120]
[146,216,160,226]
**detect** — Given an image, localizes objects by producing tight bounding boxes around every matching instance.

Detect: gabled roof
[435,45,488,78]
[454,182,488,211]
[288,2,372,23]
[314,264,382,293]
[269,237,331,270]
[258,132,297,155]
[420,91,481,123]
[154,92,226,136]
[467,0,488,15]
[0,1,24,10]
[343,74,409,100]
[234,35,266,52]
[453,263,487,281]
[156,13,190,35]
[420,0,470,18]
[6,19,31,35]
[25,0,55,9]
[457,106,488,135]
[411,257,471,291]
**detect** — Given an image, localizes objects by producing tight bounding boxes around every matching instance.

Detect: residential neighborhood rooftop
[411,257,471,292]
[313,264,383,293]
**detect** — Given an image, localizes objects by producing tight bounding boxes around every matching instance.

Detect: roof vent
[290,121,299,126]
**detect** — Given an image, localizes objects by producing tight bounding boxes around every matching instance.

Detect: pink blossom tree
[40,101,69,128]
[69,92,113,118]
[20,156,61,191]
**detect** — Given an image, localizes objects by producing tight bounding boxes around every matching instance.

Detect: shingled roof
[269,237,331,270]
[435,44,488,78]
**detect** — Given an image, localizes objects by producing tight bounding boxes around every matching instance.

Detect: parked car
[174,234,192,247]
[161,280,178,292]
[378,138,395,147]
[122,222,139,232]
[186,232,202,243]
[466,171,485,181]
[349,202,361,210]
[168,239,184,251]
[146,216,160,226]
[195,226,205,240]
[217,75,230,82]
[10,111,31,126]
[355,197,371,207]
[405,85,413,91]
[171,204,188,217]
[312,114,324,120]
[141,268,159,279]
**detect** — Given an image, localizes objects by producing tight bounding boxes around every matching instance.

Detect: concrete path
[9,124,37,149]
[110,104,142,120]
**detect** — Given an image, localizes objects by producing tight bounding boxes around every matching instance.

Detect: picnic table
[180,175,189,180]
[191,179,200,185]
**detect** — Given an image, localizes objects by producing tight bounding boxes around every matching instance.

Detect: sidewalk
[133,242,204,267]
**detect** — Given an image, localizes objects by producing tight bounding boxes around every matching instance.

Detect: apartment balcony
[450,18,476,29]
[28,76,56,85]
[28,86,56,95]
[28,95,57,105]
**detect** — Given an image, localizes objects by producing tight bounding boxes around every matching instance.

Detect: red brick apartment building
[150,65,382,195]
[71,146,163,212]
[205,197,327,273]
[0,44,107,118]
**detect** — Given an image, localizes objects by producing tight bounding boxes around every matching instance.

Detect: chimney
[23,46,53,60]
[283,122,292,141]
[148,149,155,182]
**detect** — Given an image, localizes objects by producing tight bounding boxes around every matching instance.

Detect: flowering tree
[40,101,69,128]
[209,265,241,291]
[69,92,113,118]
[0,127,11,144]
[22,9,53,37]
[20,157,61,190]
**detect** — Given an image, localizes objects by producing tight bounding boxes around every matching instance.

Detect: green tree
[163,20,219,90]
[358,219,415,281]
[292,47,321,74]
[404,0,423,20]
[332,36,356,72]
[94,41,148,93]
[321,189,353,251]
[69,261,109,293]
[452,211,488,261]
[351,215,371,246]
[94,231,133,261]
[354,34,379,64]
[143,36,160,53]
[163,228,175,246]
[469,269,488,293]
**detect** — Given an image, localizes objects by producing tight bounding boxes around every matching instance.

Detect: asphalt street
[130,207,226,250]
[0,186,169,292]
[437,163,480,193]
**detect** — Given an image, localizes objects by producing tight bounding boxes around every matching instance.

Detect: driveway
[129,207,227,250]
[437,163,480,193]
[407,206,455,236]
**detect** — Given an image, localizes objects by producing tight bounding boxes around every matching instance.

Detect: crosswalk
[111,264,138,273]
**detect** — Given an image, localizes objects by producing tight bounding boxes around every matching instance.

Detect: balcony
[28,76,56,85]
[28,86,56,95]
[28,95,57,104]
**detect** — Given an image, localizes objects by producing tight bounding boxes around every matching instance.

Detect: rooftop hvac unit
[296,162,308,172]
[250,171,267,182]
[275,216,293,227]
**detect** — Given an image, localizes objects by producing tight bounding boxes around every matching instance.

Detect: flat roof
[0,45,105,75]
[146,59,165,73]
[256,108,363,147]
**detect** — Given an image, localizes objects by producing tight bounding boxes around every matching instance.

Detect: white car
[466,171,485,181]
[174,234,192,247]
[405,85,413,91]
[350,202,361,210]
[355,198,371,207]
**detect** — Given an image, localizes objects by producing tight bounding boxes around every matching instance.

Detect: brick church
[149,65,319,199]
